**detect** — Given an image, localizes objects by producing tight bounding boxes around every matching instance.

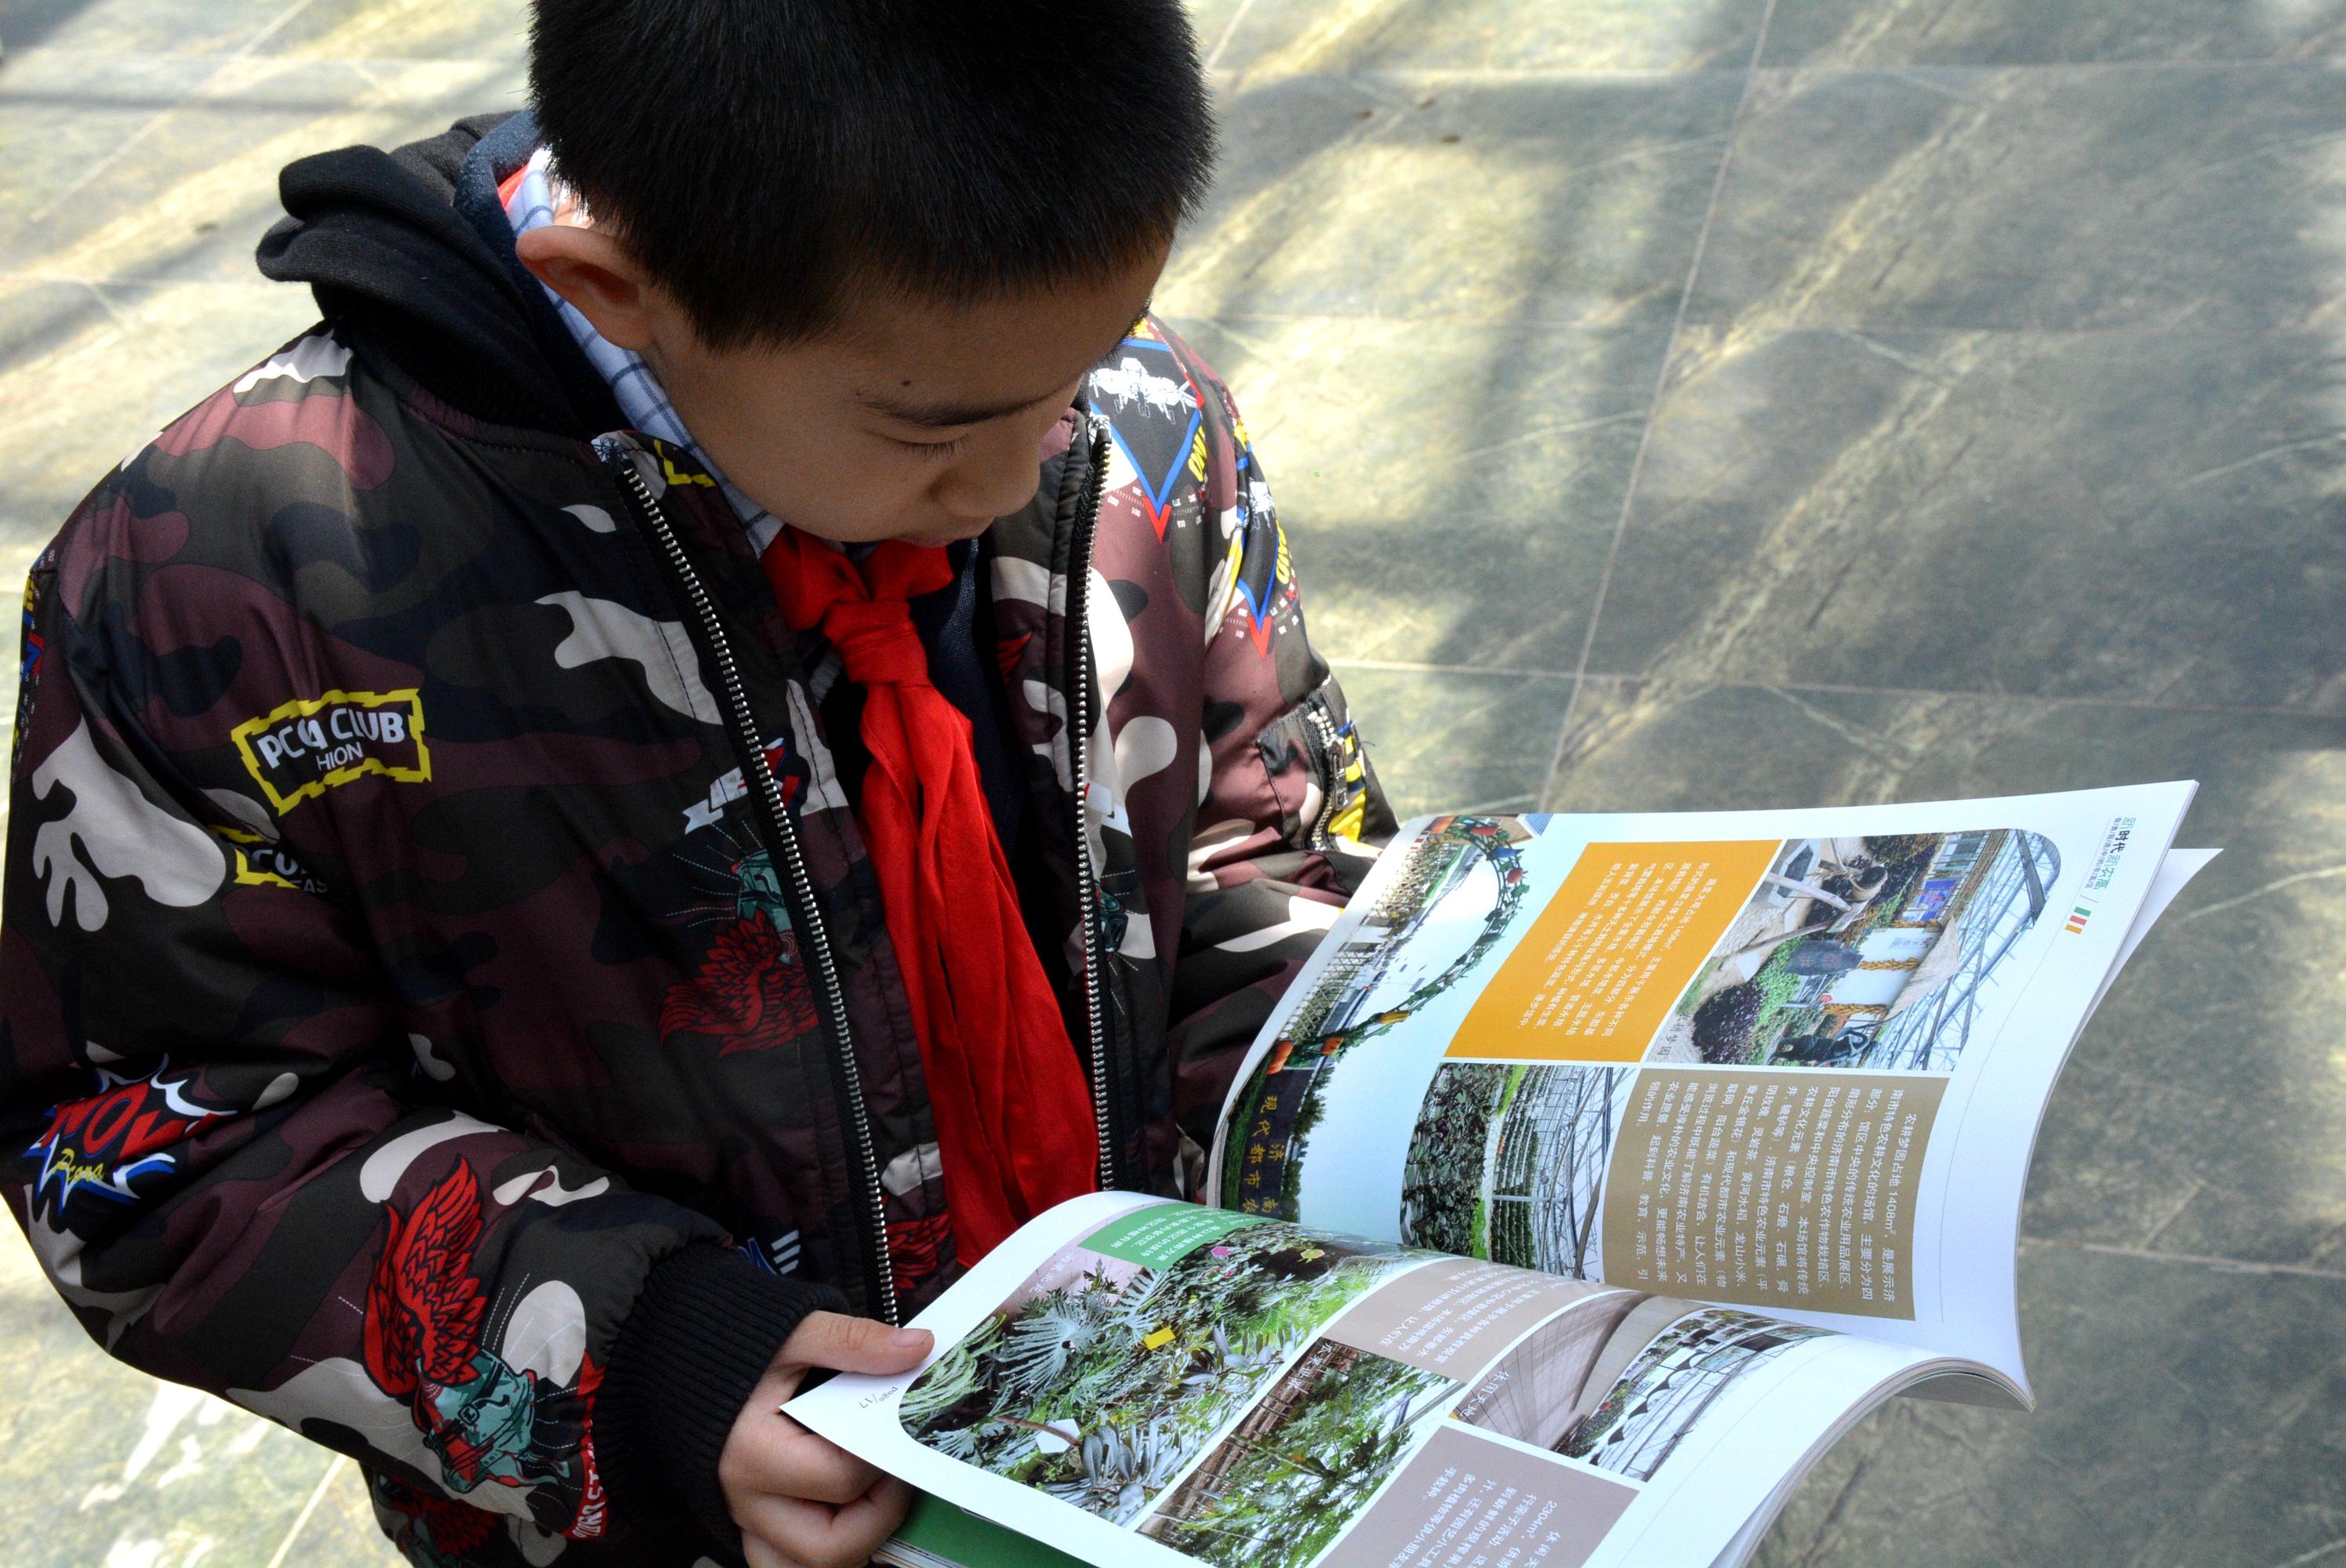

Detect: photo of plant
[899,1221,1425,1526]
[1556,1307,1828,1482]
[1222,815,1542,1218]
[1400,1062,1632,1278]
[1649,829,2061,1072]
[1135,1338,1458,1568]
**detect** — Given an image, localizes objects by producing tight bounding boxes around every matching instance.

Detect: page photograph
[895,1203,1423,1526]
[1216,815,1549,1225]
[1648,829,2064,1074]
[1132,1337,1458,1568]
[1400,1062,1628,1278]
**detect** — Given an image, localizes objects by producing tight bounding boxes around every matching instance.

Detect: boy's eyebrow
[862,310,1153,429]
[861,384,1067,429]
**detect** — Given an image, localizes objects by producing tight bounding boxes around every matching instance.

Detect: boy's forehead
[828,245,1167,424]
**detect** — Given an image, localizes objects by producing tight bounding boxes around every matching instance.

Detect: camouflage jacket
[0,135,1393,1568]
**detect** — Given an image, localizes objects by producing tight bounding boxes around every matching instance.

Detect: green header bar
[1082,1202,1266,1270]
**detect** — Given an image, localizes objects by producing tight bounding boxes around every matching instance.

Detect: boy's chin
[894,514,997,546]
[783,515,992,548]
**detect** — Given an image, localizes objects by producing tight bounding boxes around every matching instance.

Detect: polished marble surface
[1160,67,1742,325]
[0,0,2341,1563]
[1580,323,2346,710]
[1178,314,1664,670]
[1760,0,2346,67]
[1687,63,2346,333]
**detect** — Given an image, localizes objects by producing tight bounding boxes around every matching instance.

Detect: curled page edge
[2088,848,2219,1016]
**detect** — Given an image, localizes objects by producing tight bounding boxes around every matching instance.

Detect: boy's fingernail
[891,1327,931,1349]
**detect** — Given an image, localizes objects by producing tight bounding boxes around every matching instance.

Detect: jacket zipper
[1063,424,1118,1192]
[598,441,899,1326]
[1303,699,1344,853]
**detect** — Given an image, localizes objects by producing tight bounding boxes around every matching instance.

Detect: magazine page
[1205,785,2197,1392]
[791,1193,1948,1568]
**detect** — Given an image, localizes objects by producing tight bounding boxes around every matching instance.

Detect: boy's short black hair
[530,0,1217,348]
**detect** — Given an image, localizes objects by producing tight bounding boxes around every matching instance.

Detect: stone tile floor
[1,0,2343,1562]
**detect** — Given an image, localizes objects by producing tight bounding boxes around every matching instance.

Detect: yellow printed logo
[231,688,430,815]
[213,827,329,893]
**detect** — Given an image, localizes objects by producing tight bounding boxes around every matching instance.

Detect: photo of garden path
[1651,831,2061,1073]
[1454,1298,1828,1484]
[896,1219,1425,1526]
[1221,815,1542,1218]
[1400,1062,1633,1278]
[1135,1338,1458,1568]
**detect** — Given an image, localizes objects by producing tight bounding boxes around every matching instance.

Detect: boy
[0,2,1392,1566]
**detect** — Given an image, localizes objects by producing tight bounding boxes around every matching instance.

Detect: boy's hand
[721,1311,934,1568]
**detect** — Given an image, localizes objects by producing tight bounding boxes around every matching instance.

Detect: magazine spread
[1207,784,2198,1385]
[790,784,2206,1568]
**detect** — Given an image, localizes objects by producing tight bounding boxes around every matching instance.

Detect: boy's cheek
[721,437,923,543]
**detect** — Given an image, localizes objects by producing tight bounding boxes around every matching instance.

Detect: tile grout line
[1201,0,1259,73]
[263,1453,347,1568]
[1537,0,1781,810]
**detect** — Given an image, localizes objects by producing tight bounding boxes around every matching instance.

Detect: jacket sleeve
[1155,338,1401,1160]
[1,509,833,1563]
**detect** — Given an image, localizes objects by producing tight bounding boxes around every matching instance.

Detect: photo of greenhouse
[1650,829,2062,1072]
[1447,1294,1828,1486]
[1399,1062,1632,1279]
[1557,1306,1828,1482]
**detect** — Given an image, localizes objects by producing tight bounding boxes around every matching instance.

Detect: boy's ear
[514,223,665,352]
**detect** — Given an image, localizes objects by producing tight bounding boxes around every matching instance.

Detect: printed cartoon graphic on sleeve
[24,1059,227,1230]
[361,1162,602,1530]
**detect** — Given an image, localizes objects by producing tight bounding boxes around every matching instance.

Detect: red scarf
[765,530,1099,1261]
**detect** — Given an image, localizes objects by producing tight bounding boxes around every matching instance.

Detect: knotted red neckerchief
[765,530,1099,1261]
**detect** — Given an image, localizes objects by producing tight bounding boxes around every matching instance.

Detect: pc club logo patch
[232,688,430,814]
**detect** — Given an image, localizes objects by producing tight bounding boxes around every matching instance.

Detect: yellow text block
[1449,840,1778,1062]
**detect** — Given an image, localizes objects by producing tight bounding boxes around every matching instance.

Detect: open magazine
[793,783,2210,1568]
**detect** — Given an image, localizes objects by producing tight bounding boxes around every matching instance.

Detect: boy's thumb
[789,1310,934,1374]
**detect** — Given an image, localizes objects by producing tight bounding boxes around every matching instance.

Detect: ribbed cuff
[597,1244,848,1560]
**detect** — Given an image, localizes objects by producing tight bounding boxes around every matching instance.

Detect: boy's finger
[783,1310,933,1374]
[839,1473,915,1537]
[737,1480,910,1568]
[724,1416,882,1508]
[740,1536,808,1568]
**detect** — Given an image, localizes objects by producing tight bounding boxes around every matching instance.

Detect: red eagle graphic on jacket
[659,910,819,1053]
[362,1163,590,1515]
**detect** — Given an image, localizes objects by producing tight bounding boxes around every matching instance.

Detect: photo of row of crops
[1135,1338,1457,1568]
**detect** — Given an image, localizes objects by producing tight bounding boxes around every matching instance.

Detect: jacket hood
[256,108,621,436]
